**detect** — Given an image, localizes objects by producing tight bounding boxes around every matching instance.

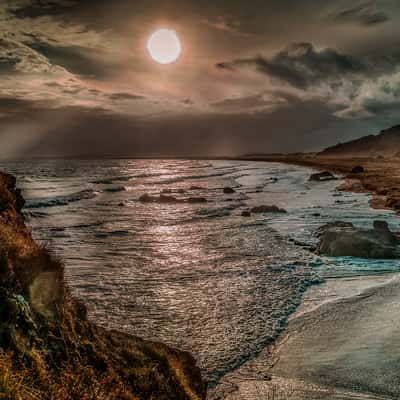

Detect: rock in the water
[351,165,364,174]
[251,205,287,213]
[223,187,236,194]
[241,210,251,217]
[139,193,156,202]
[139,193,184,203]
[309,171,337,182]
[316,220,400,258]
[187,197,207,204]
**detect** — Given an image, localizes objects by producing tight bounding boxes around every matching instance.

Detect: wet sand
[211,274,400,400]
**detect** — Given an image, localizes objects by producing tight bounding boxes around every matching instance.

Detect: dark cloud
[108,92,145,101]
[29,43,113,78]
[211,93,286,112]
[332,2,389,26]
[216,42,367,89]
[11,0,79,18]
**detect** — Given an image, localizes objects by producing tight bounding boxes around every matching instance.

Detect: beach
[210,156,400,399]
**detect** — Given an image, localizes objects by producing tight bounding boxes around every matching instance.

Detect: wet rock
[251,205,287,214]
[351,165,364,174]
[187,197,207,204]
[159,194,183,203]
[309,171,337,182]
[241,210,251,217]
[316,220,400,258]
[223,187,235,194]
[139,193,156,202]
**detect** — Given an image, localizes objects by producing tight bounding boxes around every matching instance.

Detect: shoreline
[236,155,400,213]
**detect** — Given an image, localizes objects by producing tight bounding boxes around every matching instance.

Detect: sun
[147,28,182,64]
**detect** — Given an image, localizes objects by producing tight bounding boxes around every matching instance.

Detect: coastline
[2,156,399,399]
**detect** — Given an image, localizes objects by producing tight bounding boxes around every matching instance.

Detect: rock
[223,187,235,194]
[139,193,157,202]
[241,210,251,217]
[316,220,400,258]
[161,188,172,194]
[309,171,337,182]
[351,165,364,174]
[177,188,185,194]
[159,194,183,203]
[187,197,207,204]
[139,193,183,203]
[190,185,203,190]
[311,212,321,217]
[251,205,287,214]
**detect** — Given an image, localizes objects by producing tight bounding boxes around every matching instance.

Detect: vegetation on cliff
[0,173,206,400]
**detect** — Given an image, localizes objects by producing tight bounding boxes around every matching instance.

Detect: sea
[1,159,399,387]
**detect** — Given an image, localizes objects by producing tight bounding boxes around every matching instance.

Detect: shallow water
[1,159,399,386]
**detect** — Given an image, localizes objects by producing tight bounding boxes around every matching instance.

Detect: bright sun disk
[147,28,182,64]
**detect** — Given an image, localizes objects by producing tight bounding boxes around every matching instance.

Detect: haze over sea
[1,159,399,388]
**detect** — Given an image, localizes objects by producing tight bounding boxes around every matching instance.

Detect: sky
[1,0,400,158]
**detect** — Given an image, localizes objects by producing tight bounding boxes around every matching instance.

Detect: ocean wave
[25,189,98,209]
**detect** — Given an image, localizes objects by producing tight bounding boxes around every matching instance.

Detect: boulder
[251,205,287,214]
[316,220,400,258]
[223,187,236,194]
[309,171,337,182]
[351,165,364,174]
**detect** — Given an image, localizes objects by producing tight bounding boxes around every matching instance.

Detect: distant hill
[319,125,400,158]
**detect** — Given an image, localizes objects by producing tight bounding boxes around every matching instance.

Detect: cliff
[0,172,206,400]
[319,125,400,158]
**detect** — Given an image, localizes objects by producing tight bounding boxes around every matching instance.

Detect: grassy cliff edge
[0,172,206,400]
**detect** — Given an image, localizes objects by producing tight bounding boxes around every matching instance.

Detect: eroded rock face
[309,171,337,182]
[316,221,400,258]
